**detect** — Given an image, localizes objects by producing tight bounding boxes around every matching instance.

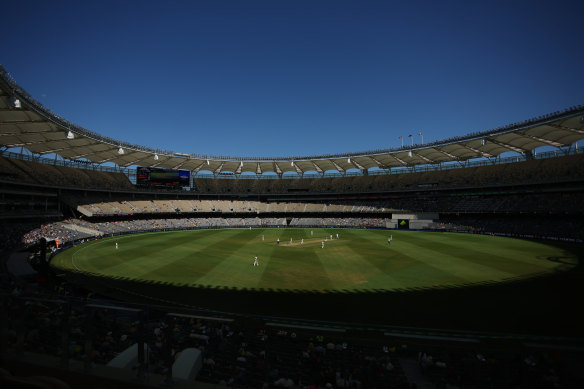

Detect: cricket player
[253,256,259,266]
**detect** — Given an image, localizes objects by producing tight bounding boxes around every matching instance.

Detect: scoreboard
[136,167,190,189]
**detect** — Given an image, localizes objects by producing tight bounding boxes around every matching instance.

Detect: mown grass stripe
[412,232,558,272]
[139,228,254,283]
[51,228,575,292]
[98,231,222,276]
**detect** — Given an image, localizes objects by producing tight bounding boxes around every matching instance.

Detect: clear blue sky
[2,0,583,158]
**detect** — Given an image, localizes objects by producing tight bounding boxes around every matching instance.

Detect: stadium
[1,3,584,386]
[1,61,584,388]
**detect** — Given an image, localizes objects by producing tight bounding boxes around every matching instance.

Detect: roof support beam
[435,148,459,159]
[312,161,323,174]
[412,151,434,163]
[329,159,345,173]
[368,156,385,168]
[172,161,188,169]
[487,139,527,154]
[191,161,207,173]
[235,161,243,174]
[36,139,97,151]
[122,158,149,167]
[37,148,67,154]
[461,144,494,158]
[1,141,34,148]
[95,156,119,164]
[38,145,89,154]
[122,155,158,167]
[0,120,49,125]
[68,151,103,159]
[1,138,61,148]
[0,108,23,112]
[256,163,262,175]
[518,132,565,147]
[290,161,304,175]
[214,162,225,175]
[545,123,584,135]
[273,162,283,175]
[390,154,407,166]
[348,158,366,170]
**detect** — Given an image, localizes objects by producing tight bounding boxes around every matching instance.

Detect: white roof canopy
[1,65,583,175]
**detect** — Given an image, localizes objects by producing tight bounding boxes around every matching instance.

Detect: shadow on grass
[57,241,583,337]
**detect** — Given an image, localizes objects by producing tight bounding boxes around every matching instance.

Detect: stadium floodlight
[11,96,21,108]
[118,147,124,155]
[66,130,74,139]
[154,154,159,160]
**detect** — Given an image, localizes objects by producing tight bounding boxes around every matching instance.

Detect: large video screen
[136,167,190,188]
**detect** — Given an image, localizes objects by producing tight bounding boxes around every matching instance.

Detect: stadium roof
[1,65,583,176]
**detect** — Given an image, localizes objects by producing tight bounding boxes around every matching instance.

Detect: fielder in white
[115,242,118,249]
[253,256,259,266]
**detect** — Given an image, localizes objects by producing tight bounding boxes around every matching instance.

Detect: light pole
[418,132,423,144]
[408,134,413,146]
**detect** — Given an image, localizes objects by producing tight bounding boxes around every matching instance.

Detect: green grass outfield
[51,228,577,292]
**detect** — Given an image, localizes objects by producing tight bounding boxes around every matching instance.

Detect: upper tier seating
[0,156,134,190]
